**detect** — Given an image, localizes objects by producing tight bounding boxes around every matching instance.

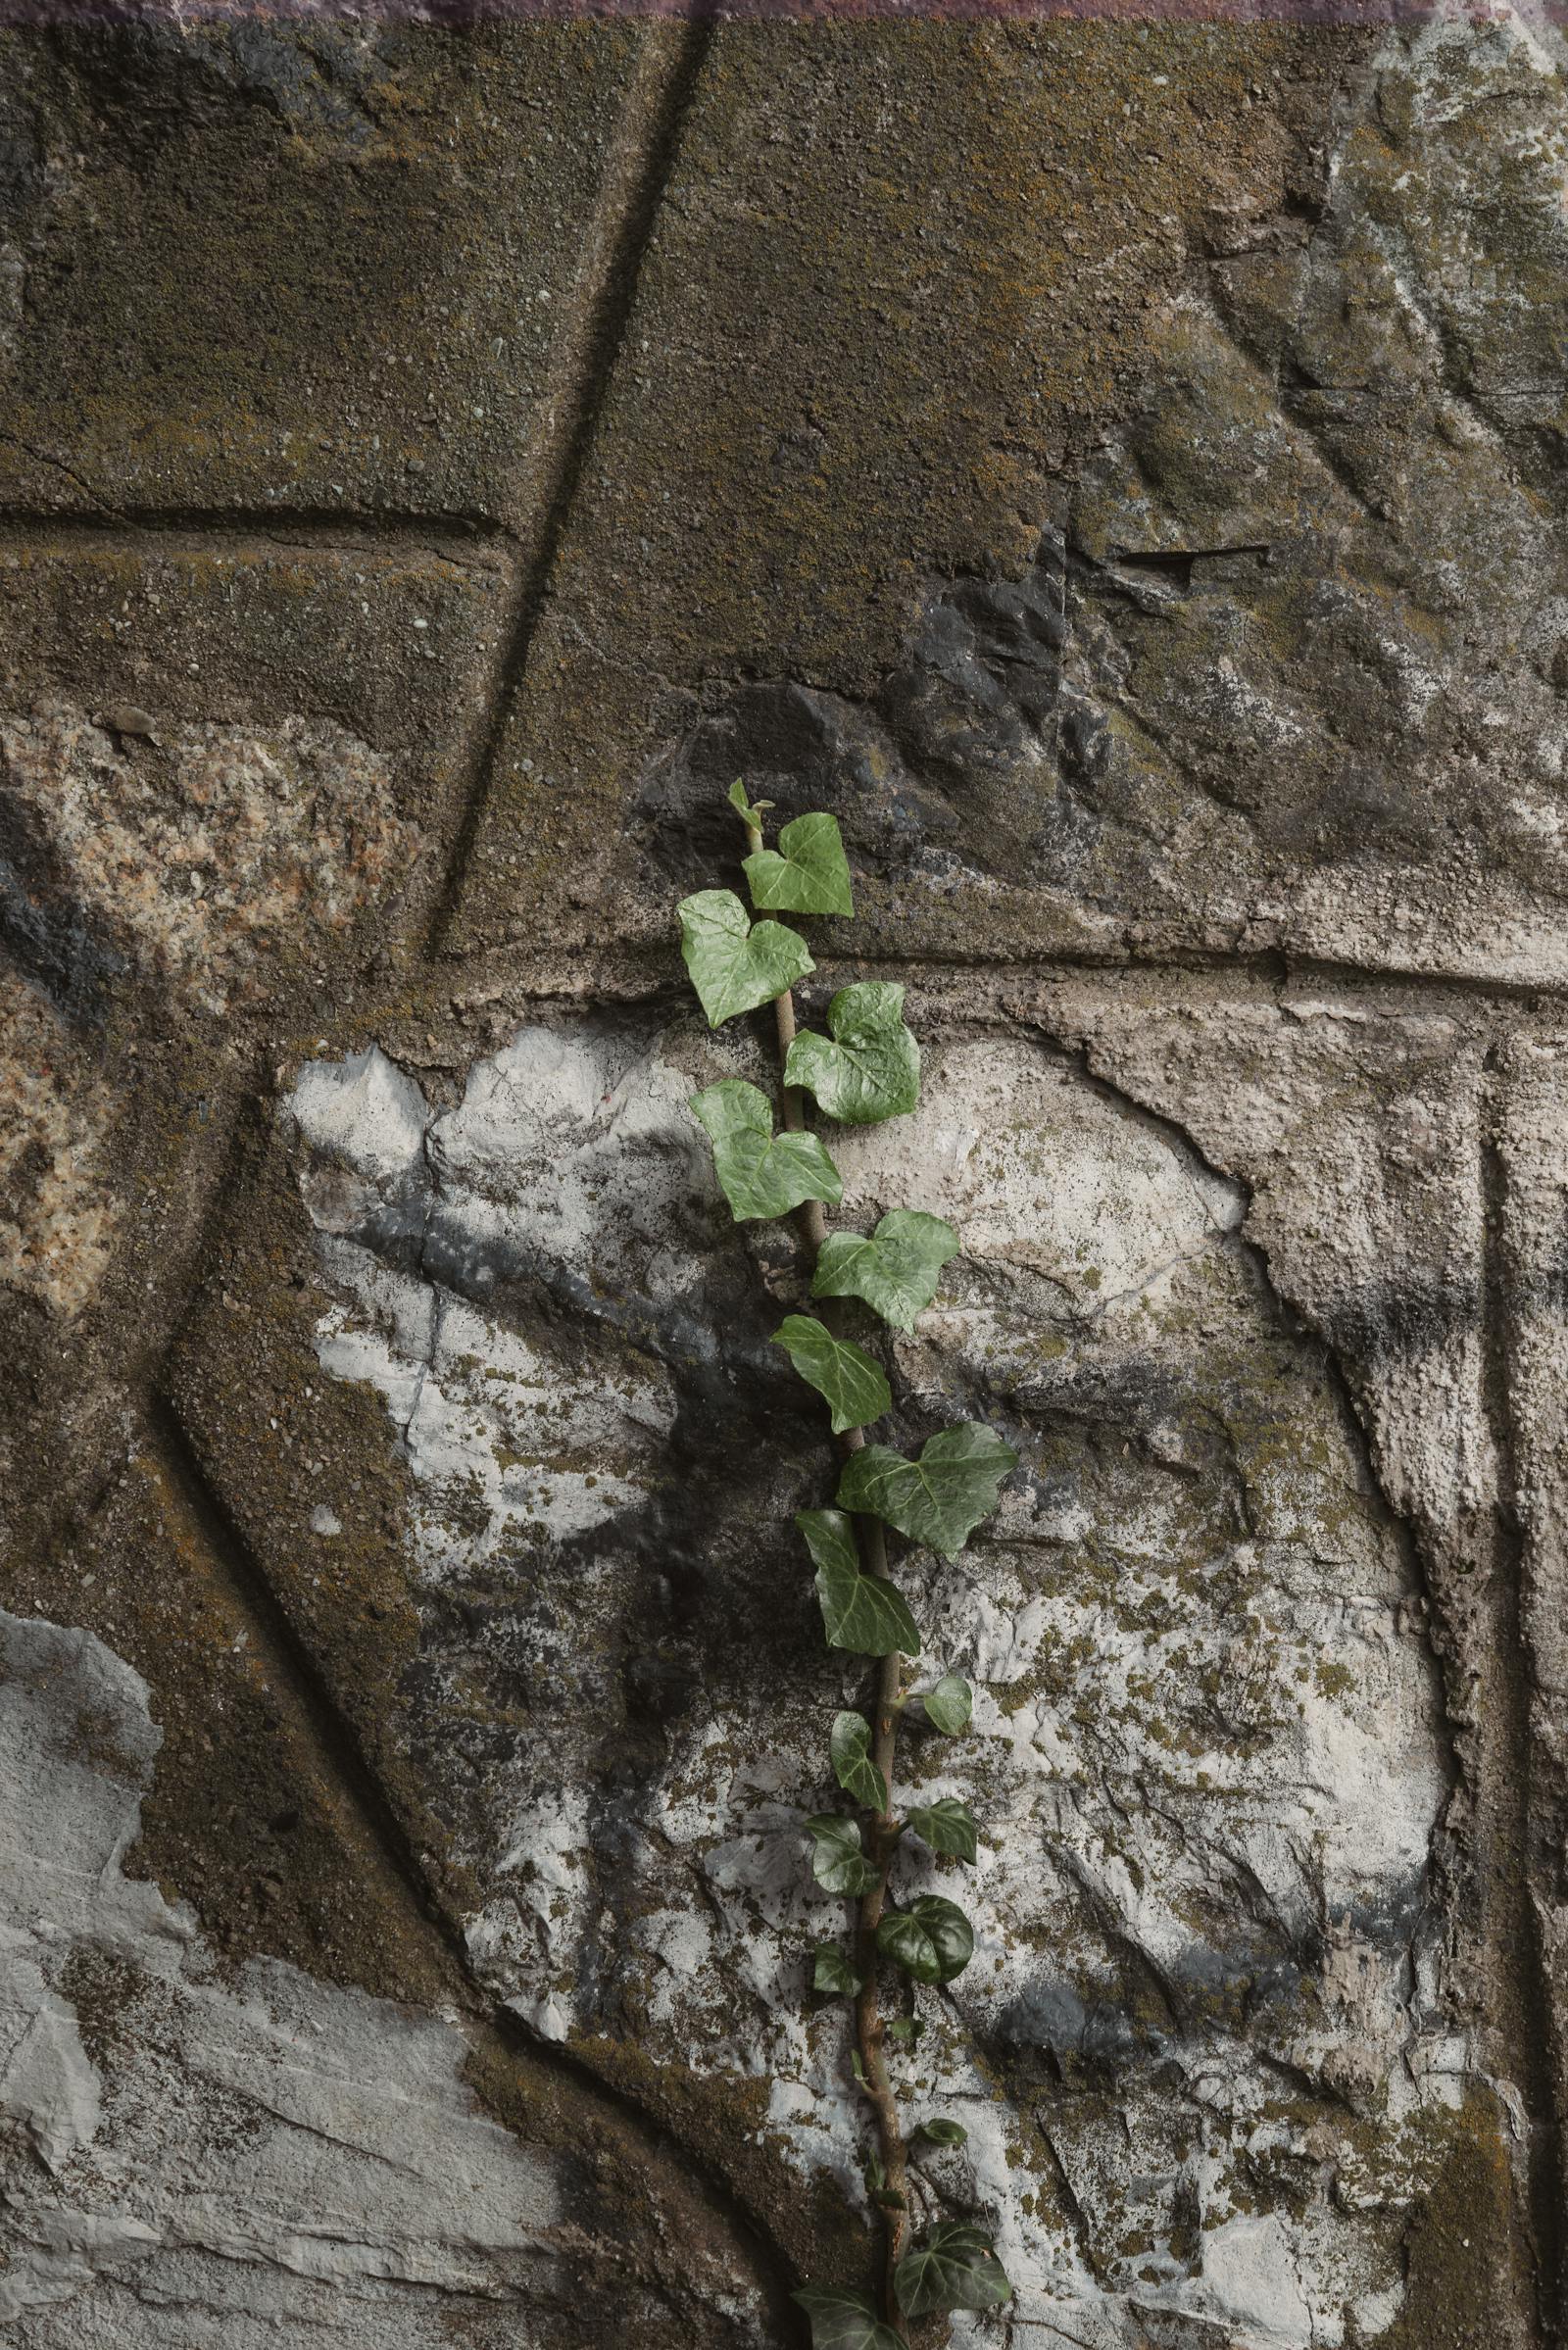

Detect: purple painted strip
[0,0,1510,24]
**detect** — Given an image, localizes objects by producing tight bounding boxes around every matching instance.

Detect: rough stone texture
[0,20,654,527]
[2,8,1568,2348]
[0,1607,771,2346]
[5,701,416,1010]
[456,17,1376,964]
[0,966,120,1313]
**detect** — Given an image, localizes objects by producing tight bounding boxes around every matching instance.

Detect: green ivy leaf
[784,982,919,1125]
[743,811,854,916]
[887,2016,924,2045]
[921,1674,973,1736]
[906,1796,977,1862]
[811,1943,863,1997]
[894,2225,1012,2319]
[772,1316,891,1435]
[677,889,813,1026]
[830,1711,889,1814]
[797,1511,921,1657]
[916,2119,968,2147]
[876,1894,974,1985]
[727,778,772,822]
[806,1814,877,1896]
[811,1208,959,1332]
[792,2284,906,2350]
[689,1082,843,1223]
[876,1914,942,1986]
[836,1424,1017,1559]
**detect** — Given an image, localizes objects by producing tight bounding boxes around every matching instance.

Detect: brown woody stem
[851,1519,913,2331]
[746,808,909,2331]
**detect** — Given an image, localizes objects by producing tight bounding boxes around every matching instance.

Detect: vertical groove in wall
[143,1394,460,1952]
[421,17,716,957]
[1480,1078,1566,2345]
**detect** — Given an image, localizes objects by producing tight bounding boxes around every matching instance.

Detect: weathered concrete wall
[1,8,1564,2344]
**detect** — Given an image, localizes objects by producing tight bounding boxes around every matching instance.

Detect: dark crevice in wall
[145,1391,459,1959]
[424,18,716,960]
[1480,1098,1567,2346]
[0,509,520,561]
[0,1037,267,1624]
[370,938,1568,1032]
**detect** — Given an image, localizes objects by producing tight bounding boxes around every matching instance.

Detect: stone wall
[0,8,1563,2345]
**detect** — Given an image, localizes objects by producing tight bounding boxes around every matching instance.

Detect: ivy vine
[679,783,1016,2347]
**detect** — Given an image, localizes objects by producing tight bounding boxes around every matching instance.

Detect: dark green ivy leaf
[894,2225,1012,2319]
[784,982,919,1125]
[906,1796,978,1863]
[677,889,813,1026]
[830,1711,889,1813]
[689,1082,843,1223]
[876,1914,942,1986]
[811,1208,959,1332]
[743,811,854,916]
[887,2016,924,2045]
[915,2119,968,2147]
[876,1894,974,1985]
[921,1674,973,1736]
[792,2284,906,2350]
[811,1943,863,1997]
[806,1814,877,1896]
[796,1511,921,1658]
[772,1315,891,1435]
[836,1424,1018,1559]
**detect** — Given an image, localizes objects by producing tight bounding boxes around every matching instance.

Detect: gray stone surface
[1,8,1567,2348]
[0,1608,768,2346]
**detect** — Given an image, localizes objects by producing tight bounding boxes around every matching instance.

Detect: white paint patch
[291,1046,430,1189]
[0,1983,101,2175]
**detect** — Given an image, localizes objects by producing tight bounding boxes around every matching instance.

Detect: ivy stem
[742,803,910,2327]
[853,1558,913,2336]
[759,994,910,2331]
[770,985,831,1257]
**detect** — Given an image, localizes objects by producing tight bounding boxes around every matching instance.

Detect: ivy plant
[679,787,1016,2344]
